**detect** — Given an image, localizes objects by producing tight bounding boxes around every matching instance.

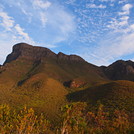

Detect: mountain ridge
[3,42,134,67]
[3,42,134,82]
[4,43,85,65]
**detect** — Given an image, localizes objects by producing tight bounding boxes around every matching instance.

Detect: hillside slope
[0,43,107,120]
[68,80,134,112]
[102,60,134,81]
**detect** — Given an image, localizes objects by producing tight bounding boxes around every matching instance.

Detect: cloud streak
[74,2,134,65]
[86,4,106,9]
[119,3,132,15]
[0,0,76,64]
[33,0,51,9]
[0,10,14,31]
[0,9,36,63]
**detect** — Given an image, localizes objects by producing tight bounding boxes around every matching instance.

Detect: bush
[0,103,133,134]
[0,104,50,134]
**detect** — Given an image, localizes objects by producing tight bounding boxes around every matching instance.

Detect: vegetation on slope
[67,80,134,113]
[0,103,133,134]
[0,46,108,121]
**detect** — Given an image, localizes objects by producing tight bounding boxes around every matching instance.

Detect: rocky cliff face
[103,60,134,81]
[4,43,85,64]
[57,52,84,62]
[4,43,56,64]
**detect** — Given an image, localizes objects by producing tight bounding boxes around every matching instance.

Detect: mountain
[102,60,134,81]
[2,43,107,86]
[0,42,134,121]
[0,43,107,121]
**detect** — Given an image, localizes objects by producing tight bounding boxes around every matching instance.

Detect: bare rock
[64,79,86,88]
[4,43,56,64]
[4,43,85,65]
[57,52,85,62]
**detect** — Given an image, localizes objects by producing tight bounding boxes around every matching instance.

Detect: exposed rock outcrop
[64,80,86,88]
[70,80,86,88]
[4,43,85,64]
[57,52,84,62]
[4,43,56,64]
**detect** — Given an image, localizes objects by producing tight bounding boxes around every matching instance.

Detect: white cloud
[14,24,35,44]
[118,0,128,4]
[86,4,106,9]
[40,12,48,27]
[1,0,133,66]
[129,24,134,31]
[119,4,132,15]
[86,20,134,65]
[0,11,14,31]
[99,0,115,2]
[79,31,134,66]
[0,9,36,63]
[108,3,133,32]
[0,9,35,45]
[78,2,134,66]
[1,0,76,44]
[0,8,34,45]
[3,0,76,44]
[119,16,129,26]
[34,2,76,44]
[123,3,132,11]
[108,33,134,58]
[0,1,75,63]
[66,0,76,4]
[33,0,51,9]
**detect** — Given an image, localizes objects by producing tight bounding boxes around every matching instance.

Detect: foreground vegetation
[0,102,133,134]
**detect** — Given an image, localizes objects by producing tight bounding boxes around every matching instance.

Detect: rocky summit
[4,43,85,65]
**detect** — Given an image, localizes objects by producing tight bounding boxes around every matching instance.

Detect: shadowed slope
[103,60,134,81]
[67,80,134,112]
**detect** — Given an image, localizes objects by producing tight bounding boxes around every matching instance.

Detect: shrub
[0,103,133,134]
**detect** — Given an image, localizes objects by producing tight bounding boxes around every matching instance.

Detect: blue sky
[0,0,134,66]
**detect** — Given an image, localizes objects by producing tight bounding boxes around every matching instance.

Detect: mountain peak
[4,43,56,64]
[104,59,134,80]
[4,43,85,64]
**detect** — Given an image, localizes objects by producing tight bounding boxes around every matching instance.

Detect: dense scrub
[0,103,133,134]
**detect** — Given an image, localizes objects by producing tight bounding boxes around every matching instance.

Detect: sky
[0,0,134,66]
